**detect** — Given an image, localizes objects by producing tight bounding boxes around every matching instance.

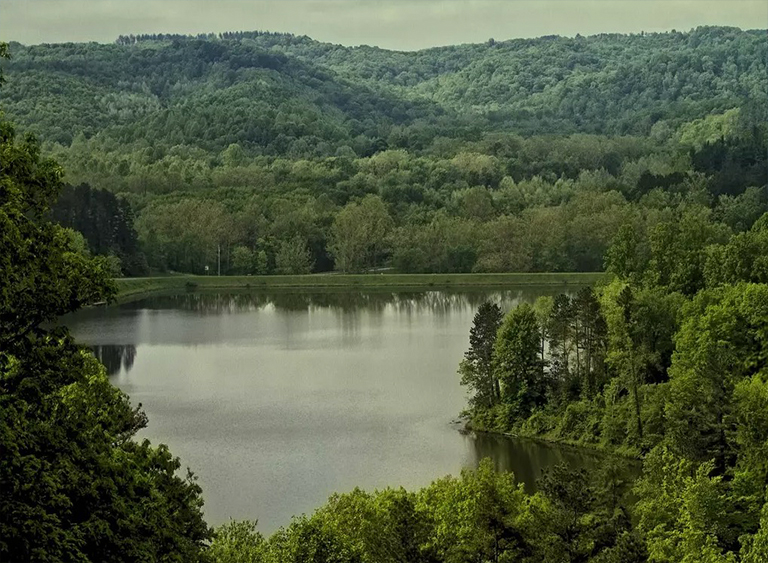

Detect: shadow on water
[91,344,137,376]
[468,431,642,494]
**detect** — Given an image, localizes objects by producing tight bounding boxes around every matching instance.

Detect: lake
[65,289,622,533]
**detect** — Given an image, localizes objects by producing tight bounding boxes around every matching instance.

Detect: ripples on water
[67,288,637,532]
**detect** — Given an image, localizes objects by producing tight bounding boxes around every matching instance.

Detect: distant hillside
[1,36,451,155]
[0,27,765,279]
[1,26,765,157]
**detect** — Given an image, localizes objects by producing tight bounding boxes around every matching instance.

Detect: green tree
[329,195,393,272]
[459,301,503,409]
[0,111,211,560]
[615,285,645,443]
[493,304,545,422]
[232,245,256,274]
[635,448,735,563]
[741,497,768,563]
[532,295,554,363]
[704,213,768,288]
[532,464,641,563]
[307,487,433,563]
[600,280,681,450]
[268,516,361,563]
[275,236,314,274]
[51,183,147,276]
[417,459,530,563]
[548,293,575,383]
[572,287,608,397]
[646,206,731,295]
[666,283,768,468]
[208,520,266,563]
[137,198,229,273]
[605,223,648,281]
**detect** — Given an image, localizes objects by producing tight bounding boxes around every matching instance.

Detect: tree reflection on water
[121,288,568,316]
[469,430,641,494]
[91,344,137,376]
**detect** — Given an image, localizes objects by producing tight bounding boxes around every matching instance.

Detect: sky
[1,0,766,50]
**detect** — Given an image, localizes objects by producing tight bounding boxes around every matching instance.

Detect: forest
[1,26,767,276]
[454,211,768,562]
[1,24,767,563]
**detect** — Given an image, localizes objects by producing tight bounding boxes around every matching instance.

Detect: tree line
[49,112,767,277]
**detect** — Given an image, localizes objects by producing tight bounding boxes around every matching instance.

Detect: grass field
[115,272,608,300]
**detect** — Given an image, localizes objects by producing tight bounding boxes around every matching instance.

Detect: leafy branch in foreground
[0,108,211,561]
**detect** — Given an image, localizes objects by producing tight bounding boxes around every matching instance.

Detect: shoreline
[463,419,642,462]
[114,272,608,302]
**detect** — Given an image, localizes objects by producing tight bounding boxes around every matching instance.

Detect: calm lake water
[65,289,625,532]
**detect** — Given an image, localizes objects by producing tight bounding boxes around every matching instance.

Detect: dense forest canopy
[1,26,765,276]
[5,26,767,147]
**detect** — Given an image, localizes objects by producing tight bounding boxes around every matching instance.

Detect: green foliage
[460,301,503,410]
[677,107,741,150]
[51,183,147,276]
[704,214,768,287]
[635,448,736,563]
[137,198,229,273]
[492,304,545,421]
[715,187,768,233]
[645,205,731,294]
[666,283,768,466]
[605,224,648,281]
[461,213,768,561]
[740,497,768,563]
[464,222,768,562]
[393,215,478,274]
[209,458,643,563]
[1,30,765,277]
[5,28,766,152]
[532,464,635,562]
[0,116,211,560]
[208,521,266,563]
[417,459,529,563]
[0,41,8,80]
[275,236,314,274]
[467,288,609,438]
[5,27,768,562]
[329,195,393,272]
[0,122,115,337]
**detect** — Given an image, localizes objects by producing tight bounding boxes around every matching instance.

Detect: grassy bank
[115,272,607,300]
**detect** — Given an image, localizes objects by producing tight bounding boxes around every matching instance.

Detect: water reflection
[91,344,137,376]
[66,287,609,530]
[468,431,640,492]
[116,288,568,316]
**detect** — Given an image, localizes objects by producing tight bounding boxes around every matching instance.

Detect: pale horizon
[2,0,766,51]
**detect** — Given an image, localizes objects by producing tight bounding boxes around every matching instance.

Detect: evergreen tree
[459,301,503,409]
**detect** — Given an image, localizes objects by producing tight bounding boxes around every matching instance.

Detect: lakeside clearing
[115,272,607,300]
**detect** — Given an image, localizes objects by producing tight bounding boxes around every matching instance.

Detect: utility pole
[217,244,221,276]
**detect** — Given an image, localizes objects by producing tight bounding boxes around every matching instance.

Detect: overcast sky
[2,0,766,50]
